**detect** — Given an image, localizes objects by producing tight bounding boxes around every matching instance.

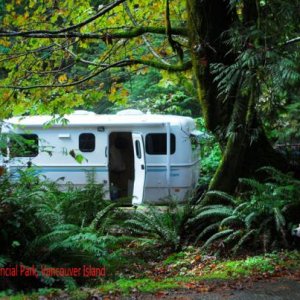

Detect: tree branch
[0,59,192,90]
[0,26,187,39]
[1,0,125,36]
[24,62,76,75]
[165,0,184,61]
[53,41,108,67]
[123,2,171,66]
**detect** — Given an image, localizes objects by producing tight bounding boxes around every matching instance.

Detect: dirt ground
[120,276,300,300]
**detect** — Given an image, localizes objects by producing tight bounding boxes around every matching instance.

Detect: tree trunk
[186,0,289,200]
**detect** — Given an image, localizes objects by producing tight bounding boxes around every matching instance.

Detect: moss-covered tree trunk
[186,0,288,197]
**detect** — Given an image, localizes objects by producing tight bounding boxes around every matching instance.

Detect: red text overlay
[0,265,105,278]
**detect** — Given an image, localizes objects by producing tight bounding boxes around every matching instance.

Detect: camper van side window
[10,134,39,158]
[79,133,95,152]
[146,133,175,155]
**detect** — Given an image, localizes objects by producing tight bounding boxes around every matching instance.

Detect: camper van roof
[4,110,195,130]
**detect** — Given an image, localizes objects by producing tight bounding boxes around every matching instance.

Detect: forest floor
[8,271,300,299]
[119,275,300,299]
[5,249,300,300]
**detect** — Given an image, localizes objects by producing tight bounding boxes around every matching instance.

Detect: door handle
[105,146,108,157]
[141,164,145,170]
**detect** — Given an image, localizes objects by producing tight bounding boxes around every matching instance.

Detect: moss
[98,275,231,295]
[163,252,186,265]
[208,251,300,278]
[99,278,179,294]
[68,290,90,300]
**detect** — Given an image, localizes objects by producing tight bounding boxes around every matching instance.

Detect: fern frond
[202,229,234,249]
[220,215,241,227]
[233,202,248,214]
[124,205,182,250]
[0,256,10,267]
[233,229,257,254]
[190,206,233,224]
[245,212,258,229]
[90,203,117,230]
[206,191,236,204]
[195,222,220,243]
[125,219,155,234]
[239,178,266,193]
[223,229,242,245]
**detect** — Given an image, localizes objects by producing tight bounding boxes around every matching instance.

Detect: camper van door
[132,133,145,205]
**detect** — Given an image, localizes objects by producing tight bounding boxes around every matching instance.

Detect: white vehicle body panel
[1,110,201,204]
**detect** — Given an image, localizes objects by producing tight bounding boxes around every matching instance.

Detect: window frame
[79,133,96,153]
[145,133,176,155]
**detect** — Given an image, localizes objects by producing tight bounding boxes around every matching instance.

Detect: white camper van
[1,110,201,205]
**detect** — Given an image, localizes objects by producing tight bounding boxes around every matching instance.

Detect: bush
[191,167,300,254]
[125,200,193,252]
[0,168,120,291]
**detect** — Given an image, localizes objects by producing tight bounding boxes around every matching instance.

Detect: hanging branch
[165,0,183,62]
[0,59,192,90]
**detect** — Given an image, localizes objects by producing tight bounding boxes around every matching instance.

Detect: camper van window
[146,133,175,155]
[9,134,39,158]
[79,133,95,152]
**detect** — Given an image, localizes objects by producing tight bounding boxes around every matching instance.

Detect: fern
[195,169,300,254]
[0,256,9,267]
[190,205,233,224]
[223,229,242,245]
[238,178,267,193]
[233,202,248,214]
[195,222,220,243]
[90,202,117,231]
[232,229,257,254]
[244,212,258,229]
[125,203,191,251]
[205,190,236,204]
[220,215,240,227]
[202,229,234,249]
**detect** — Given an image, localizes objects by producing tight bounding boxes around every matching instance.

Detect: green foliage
[108,69,201,117]
[192,167,300,254]
[125,201,193,251]
[162,251,186,265]
[99,278,179,295]
[0,168,120,290]
[4,250,300,298]
[98,250,300,295]
[194,118,222,186]
[0,0,188,118]
[211,1,300,144]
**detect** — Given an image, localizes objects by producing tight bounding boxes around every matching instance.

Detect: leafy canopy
[0,0,189,118]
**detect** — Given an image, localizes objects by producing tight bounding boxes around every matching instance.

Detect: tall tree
[186,0,300,195]
[0,0,299,196]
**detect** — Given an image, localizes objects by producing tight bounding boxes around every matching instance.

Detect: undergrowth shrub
[195,118,221,186]
[0,168,120,291]
[125,200,193,252]
[191,167,300,254]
